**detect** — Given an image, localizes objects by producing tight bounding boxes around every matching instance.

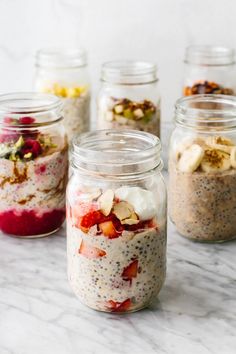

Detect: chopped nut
[113,201,134,220]
[98,189,114,216]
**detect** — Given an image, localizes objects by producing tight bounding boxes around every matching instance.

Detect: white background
[0,0,235,127]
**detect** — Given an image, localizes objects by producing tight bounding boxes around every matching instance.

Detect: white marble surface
[0,217,235,354]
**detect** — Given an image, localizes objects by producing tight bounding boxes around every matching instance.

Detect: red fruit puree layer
[0,209,65,236]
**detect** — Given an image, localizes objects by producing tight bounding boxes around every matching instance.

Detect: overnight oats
[67,130,167,312]
[169,95,236,242]
[97,61,161,137]
[183,46,236,97]
[0,93,68,237]
[35,48,90,141]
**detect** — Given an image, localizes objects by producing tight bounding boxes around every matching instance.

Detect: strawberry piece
[99,221,120,239]
[20,139,42,158]
[78,240,106,259]
[122,260,138,281]
[79,210,107,229]
[19,116,35,124]
[107,298,131,312]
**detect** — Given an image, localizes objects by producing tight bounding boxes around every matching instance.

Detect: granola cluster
[184,81,234,96]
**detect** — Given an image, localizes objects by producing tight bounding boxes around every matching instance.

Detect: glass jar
[97,61,161,137]
[0,93,68,238]
[169,94,236,242]
[34,48,90,142]
[67,130,167,313]
[183,46,235,96]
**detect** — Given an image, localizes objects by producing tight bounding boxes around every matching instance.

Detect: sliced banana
[98,189,114,216]
[206,136,234,154]
[201,149,231,173]
[230,146,236,168]
[178,144,204,173]
[175,137,206,161]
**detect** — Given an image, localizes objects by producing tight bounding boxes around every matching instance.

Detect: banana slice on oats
[98,189,114,216]
[206,136,234,154]
[178,144,204,173]
[201,149,231,173]
[175,137,206,161]
[230,146,236,168]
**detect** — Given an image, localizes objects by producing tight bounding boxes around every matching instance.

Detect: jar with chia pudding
[0,93,68,237]
[97,61,161,137]
[169,94,236,242]
[183,46,235,97]
[67,130,167,313]
[34,48,90,142]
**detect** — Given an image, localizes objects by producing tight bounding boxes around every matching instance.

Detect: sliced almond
[113,201,134,220]
[82,186,102,201]
[98,189,114,216]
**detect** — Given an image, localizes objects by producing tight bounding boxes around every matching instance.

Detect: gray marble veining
[0,220,235,354]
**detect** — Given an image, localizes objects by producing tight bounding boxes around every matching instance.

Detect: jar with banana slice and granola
[169,94,236,242]
[97,61,161,137]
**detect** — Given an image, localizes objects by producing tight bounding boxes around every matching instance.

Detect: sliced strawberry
[78,240,106,259]
[122,260,138,281]
[79,210,107,229]
[99,221,120,239]
[106,298,131,312]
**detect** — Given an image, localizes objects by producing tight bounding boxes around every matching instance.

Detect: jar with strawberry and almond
[67,130,167,313]
[97,61,160,137]
[183,46,236,97]
[0,93,68,237]
[169,94,236,242]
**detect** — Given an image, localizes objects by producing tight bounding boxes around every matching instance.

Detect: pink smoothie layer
[0,208,65,236]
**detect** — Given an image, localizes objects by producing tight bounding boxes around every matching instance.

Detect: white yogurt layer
[115,186,157,221]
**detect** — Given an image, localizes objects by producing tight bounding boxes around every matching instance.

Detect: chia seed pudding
[169,135,236,242]
[0,115,68,237]
[67,186,166,313]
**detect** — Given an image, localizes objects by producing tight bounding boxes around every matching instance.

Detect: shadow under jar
[169,94,236,242]
[34,48,90,142]
[67,130,167,313]
[183,46,235,96]
[97,61,161,137]
[0,93,68,238]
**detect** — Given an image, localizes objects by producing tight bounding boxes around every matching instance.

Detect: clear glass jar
[34,48,90,142]
[97,61,161,137]
[67,130,166,313]
[183,46,235,96]
[169,94,236,242]
[0,93,68,238]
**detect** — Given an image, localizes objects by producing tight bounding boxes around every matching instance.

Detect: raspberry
[19,117,35,124]
[20,139,42,158]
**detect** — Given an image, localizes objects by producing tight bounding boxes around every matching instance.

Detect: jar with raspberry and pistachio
[34,48,90,142]
[67,130,167,313]
[0,93,68,238]
[183,46,236,97]
[97,61,161,137]
[169,94,236,242]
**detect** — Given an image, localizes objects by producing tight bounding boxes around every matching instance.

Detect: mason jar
[97,61,161,137]
[67,130,167,313]
[169,94,236,242]
[0,93,68,238]
[183,46,235,96]
[34,48,90,142]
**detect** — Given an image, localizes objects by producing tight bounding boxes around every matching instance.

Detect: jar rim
[175,94,236,130]
[101,61,158,84]
[35,48,87,69]
[185,45,235,66]
[0,92,63,126]
[71,129,162,177]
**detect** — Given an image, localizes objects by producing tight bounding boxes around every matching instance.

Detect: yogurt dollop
[115,186,157,221]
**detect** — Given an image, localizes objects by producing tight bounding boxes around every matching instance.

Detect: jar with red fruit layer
[183,46,236,97]
[97,61,161,137]
[0,93,68,238]
[67,129,167,313]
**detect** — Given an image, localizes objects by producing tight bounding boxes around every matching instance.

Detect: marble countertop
[0,220,235,354]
